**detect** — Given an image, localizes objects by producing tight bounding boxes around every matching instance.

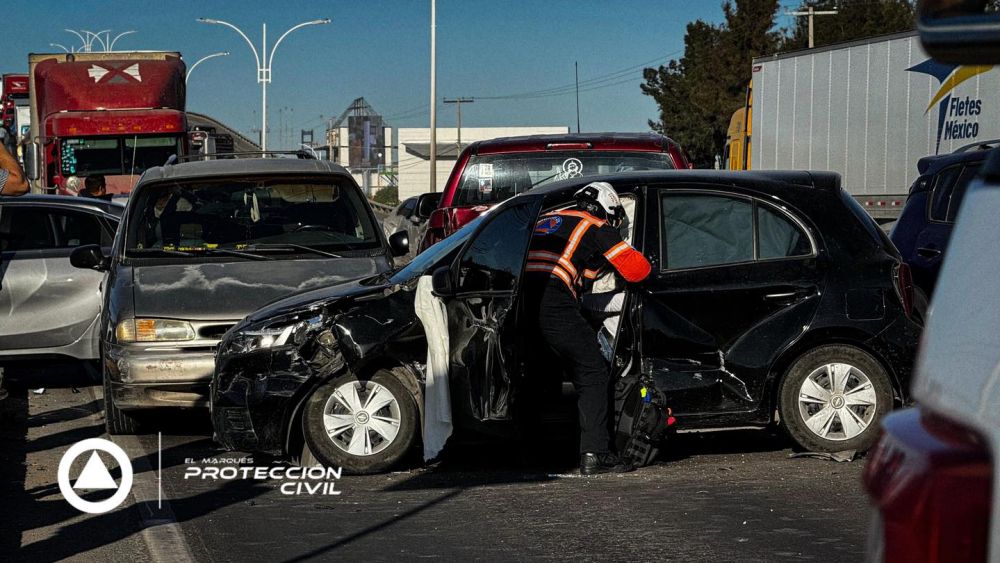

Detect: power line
[473,48,683,101]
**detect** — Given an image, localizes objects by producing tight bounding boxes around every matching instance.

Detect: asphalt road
[2,361,872,562]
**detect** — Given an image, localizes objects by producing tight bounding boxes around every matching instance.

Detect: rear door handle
[916,246,942,258]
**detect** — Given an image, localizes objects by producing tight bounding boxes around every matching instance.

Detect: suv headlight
[116,318,196,342]
[227,313,325,355]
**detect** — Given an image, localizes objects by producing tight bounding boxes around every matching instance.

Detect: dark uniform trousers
[526,280,611,454]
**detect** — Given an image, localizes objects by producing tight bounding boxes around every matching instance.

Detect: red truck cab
[417,132,690,252]
[26,52,187,195]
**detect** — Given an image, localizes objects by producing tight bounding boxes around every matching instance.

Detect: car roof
[527,169,841,203]
[468,132,680,155]
[917,146,994,174]
[137,157,356,185]
[0,194,125,217]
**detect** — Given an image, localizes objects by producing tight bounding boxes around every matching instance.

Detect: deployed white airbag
[414,275,452,461]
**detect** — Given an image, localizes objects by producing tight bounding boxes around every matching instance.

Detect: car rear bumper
[104,342,216,409]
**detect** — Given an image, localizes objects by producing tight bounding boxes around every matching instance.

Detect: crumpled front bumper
[212,344,339,455]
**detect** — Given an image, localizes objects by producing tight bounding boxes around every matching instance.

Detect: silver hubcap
[322,381,401,457]
[797,362,877,442]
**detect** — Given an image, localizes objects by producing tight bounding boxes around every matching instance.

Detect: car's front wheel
[779,345,893,453]
[103,370,141,435]
[302,370,419,474]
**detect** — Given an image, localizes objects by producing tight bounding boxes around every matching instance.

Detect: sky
[0,1,768,149]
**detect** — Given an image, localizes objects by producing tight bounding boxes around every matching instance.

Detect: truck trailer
[24,51,186,195]
[726,31,1000,220]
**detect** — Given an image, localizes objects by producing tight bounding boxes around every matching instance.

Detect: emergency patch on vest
[534,216,563,235]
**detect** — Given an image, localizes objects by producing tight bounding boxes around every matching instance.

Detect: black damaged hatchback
[211,170,921,474]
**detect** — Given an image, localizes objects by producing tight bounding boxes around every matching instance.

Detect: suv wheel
[103,369,141,435]
[302,370,418,474]
[779,345,893,453]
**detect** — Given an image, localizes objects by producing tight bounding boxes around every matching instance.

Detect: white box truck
[727,31,1000,219]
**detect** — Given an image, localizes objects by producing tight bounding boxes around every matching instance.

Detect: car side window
[457,201,536,293]
[757,204,811,259]
[929,164,963,222]
[660,194,753,269]
[53,209,108,248]
[401,198,416,218]
[946,162,981,223]
[0,207,106,252]
[0,207,57,251]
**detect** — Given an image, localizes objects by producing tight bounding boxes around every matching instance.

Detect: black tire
[303,370,419,474]
[103,369,140,435]
[779,345,893,453]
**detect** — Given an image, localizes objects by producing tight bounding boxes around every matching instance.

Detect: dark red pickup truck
[417,132,690,252]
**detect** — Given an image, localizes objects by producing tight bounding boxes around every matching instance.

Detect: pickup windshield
[454,150,674,206]
[125,178,380,257]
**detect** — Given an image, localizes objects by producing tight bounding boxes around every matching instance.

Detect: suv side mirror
[70,244,109,271]
[388,230,409,257]
[917,0,1000,63]
[430,265,454,297]
[416,192,443,220]
[23,141,41,181]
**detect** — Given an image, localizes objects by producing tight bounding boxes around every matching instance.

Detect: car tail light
[863,408,993,563]
[893,262,914,318]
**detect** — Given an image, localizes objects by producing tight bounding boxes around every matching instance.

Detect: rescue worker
[524,181,651,475]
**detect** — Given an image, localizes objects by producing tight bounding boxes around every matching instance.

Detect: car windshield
[388,214,487,284]
[455,150,674,206]
[125,177,380,256]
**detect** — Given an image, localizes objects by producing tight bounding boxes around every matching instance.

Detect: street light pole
[109,30,137,51]
[429,0,437,192]
[198,17,330,151]
[186,51,230,83]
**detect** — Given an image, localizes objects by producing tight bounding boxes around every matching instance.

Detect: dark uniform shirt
[525,209,651,299]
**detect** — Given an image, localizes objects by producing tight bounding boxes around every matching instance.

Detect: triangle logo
[72,451,119,490]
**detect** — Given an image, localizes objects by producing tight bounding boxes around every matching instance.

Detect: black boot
[580,452,634,475]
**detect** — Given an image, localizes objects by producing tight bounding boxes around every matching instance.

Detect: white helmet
[574,181,624,227]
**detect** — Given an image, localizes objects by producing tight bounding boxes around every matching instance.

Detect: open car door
[442,199,542,425]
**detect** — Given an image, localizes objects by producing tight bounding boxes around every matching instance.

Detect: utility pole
[785,6,838,49]
[443,97,473,147]
[575,61,580,133]
[429,0,438,192]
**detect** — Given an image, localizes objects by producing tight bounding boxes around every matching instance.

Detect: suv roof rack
[954,139,1000,153]
[165,150,318,164]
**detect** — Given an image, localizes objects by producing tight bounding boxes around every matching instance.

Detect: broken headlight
[227,313,325,355]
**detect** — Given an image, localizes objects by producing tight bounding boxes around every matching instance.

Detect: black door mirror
[918,0,1000,63]
[430,265,454,297]
[415,192,443,220]
[23,141,41,181]
[388,230,409,257]
[70,244,109,271]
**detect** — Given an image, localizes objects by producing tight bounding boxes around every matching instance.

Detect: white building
[395,126,568,200]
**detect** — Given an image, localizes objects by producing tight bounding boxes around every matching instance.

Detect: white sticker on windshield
[479,163,494,179]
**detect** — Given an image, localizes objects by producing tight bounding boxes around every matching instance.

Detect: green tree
[642,0,781,168]
[783,0,915,50]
